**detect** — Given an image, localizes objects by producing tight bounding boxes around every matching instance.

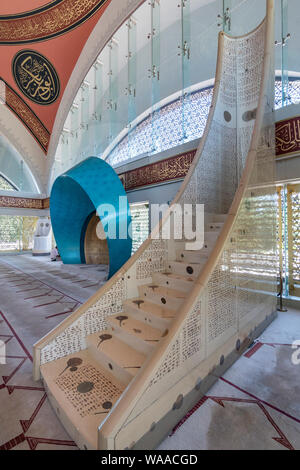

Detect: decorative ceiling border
[276,116,300,158]
[1,78,50,153]
[0,1,64,20]
[0,195,49,210]
[0,0,109,45]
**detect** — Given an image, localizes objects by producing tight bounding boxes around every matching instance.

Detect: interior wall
[127,181,182,231]
[276,156,300,183]
[0,134,39,193]
[84,214,109,265]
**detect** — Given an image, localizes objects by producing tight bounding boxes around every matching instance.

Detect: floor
[0,254,108,450]
[0,254,299,451]
[159,312,300,451]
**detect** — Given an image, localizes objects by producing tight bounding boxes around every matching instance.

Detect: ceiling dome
[0,1,52,16]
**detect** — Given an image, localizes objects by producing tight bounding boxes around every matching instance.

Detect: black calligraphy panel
[12,50,60,106]
[276,117,300,157]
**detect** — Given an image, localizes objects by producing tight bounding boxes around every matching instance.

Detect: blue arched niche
[50,157,132,279]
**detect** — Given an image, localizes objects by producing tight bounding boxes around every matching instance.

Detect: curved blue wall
[50,157,132,279]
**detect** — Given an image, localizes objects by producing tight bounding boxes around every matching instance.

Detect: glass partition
[51,0,299,187]
[0,134,38,193]
[130,202,150,254]
[150,0,161,153]
[0,216,38,252]
[50,0,221,184]
[0,175,17,191]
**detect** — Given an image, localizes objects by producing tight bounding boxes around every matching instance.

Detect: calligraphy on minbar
[119,150,197,191]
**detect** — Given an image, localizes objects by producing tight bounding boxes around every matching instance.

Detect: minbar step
[123,297,176,329]
[176,249,209,264]
[168,260,204,278]
[40,349,125,450]
[107,314,166,354]
[138,284,186,311]
[152,271,195,293]
[87,330,147,385]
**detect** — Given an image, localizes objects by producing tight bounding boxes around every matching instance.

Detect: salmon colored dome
[0,0,111,153]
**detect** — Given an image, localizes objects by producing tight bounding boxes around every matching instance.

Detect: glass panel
[230,0,266,36]
[0,175,15,191]
[79,82,90,160]
[150,0,161,153]
[288,0,300,77]
[130,202,150,254]
[281,185,289,297]
[61,131,71,173]
[22,217,39,251]
[127,16,138,159]
[0,134,37,192]
[181,0,191,142]
[108,39,119,145]
[93,60,104,155]
[107,87,214,166]
[112,20,130,154]
[221,0,232,33]
[281,0,289,106]
[0,216,38,252]
[287,184,300,297]
[70,103,80,161]
[50,0,280,184]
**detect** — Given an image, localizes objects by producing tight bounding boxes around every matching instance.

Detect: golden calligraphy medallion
[12,50,60,106]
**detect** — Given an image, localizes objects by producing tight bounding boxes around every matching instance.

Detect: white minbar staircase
[41,214,226,449]
[34,0,277,451]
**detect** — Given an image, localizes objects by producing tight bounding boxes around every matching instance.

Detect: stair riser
[200,247,214,257]
[176,250,208,264]
[42,377,96,450]
[172,230,219,245]
[138,286,185,311]
[168,262,202,279]
[107,322,155,355]
[87,340,133,386]
[204,232,220,243]
[212,215,227,223]
[174,241,213,256]
[123,304,171,330]
[152,272,194,293]
[185,213,225,224]
[205,223,224,232]
[174,233,219,253]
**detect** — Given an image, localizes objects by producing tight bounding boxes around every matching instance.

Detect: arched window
[106,78,300,168]
[0,174,17,191]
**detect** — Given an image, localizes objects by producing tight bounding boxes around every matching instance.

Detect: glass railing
[50,0,300,187]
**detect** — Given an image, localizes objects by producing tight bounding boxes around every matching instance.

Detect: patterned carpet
[0,254,107,450]
[0,254,299,450]
[159,311,300,450]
